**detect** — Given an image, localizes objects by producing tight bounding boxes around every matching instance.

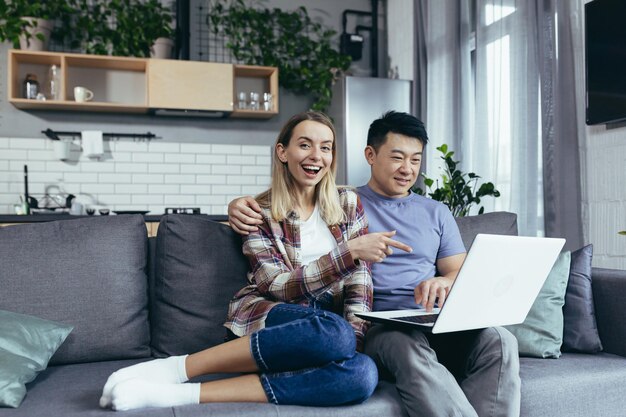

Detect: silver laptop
[356,234,566,334]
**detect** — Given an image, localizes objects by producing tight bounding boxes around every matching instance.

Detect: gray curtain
[415,0,584,248]
[413,1,428,124]
[536,0,584,250]
[413,0,429,186]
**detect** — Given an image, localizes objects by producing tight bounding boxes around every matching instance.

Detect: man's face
[365,133,423,198]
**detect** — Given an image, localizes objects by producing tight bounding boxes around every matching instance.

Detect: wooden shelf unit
[231,64,279,119]
[9,50,149,113]
[8,50,279,118]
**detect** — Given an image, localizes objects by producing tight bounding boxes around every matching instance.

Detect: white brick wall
[0,137,272,215]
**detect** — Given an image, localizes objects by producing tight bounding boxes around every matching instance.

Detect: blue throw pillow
[0,310,73,408]
[562,244,603,353]
[505,251,571,358]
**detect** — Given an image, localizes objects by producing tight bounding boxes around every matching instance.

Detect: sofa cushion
[520,353,626,417]
[151,215,249,357]
[506,251,571,358]
[590,267,626,357]
[2,359,173,417]
[6,359,407,417]
[455,211,518,249]
[0,215,151,365]
[0,310,73,408]
[562,244,603,353]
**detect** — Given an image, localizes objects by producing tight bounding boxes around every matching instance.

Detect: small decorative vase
[19,18,54,51]
[150,37,175,59]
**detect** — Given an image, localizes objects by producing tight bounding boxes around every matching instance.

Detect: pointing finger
[386,238,412,253]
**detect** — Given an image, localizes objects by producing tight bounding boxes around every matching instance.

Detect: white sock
[100,355,189,408]
[110,379,201,411]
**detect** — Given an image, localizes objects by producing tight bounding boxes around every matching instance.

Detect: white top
[299,205,338,266]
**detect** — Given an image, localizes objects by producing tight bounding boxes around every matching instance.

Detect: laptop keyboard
[393,314,439,324]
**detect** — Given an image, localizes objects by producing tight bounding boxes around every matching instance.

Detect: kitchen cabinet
[148,59,233,112]
[7,50,279,118]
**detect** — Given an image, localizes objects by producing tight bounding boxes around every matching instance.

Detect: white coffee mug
[74,86,94,102]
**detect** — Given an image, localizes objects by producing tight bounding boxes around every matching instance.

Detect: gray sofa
[1,212,625,417]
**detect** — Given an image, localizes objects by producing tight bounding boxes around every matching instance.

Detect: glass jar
[23,74,39,99]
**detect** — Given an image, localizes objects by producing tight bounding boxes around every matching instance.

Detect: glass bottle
[47,64,61,100]
[23,74,39,99]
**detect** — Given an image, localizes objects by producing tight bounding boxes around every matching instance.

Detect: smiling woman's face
[276,120,335,192]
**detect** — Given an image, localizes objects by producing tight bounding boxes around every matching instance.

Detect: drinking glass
[263,92,273,111]
[249,92,260,110]
[237,91,247,109]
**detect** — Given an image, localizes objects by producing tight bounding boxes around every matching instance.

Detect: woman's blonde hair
[256,111,345,225]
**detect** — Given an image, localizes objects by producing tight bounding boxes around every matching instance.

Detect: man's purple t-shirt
[357,185,466,311]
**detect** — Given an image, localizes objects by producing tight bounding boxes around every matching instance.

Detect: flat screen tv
[585,0,626,125]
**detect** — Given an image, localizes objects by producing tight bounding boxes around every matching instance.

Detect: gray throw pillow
[151,215,249,357]
[562,244,603,353]
[505,251,571,358]
[0,215,151,364]
[455,211,518,250]
[0,310,73,408]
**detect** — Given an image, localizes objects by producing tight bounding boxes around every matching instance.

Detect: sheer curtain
[419,0,584,246]
[537,0,584,250]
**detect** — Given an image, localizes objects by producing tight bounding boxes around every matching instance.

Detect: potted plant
[0,1,75,50]
[412,144,501,216]
[208,0,351,111]
[61,0,174,58]
[110,0,174,58]
[142,0,175,59]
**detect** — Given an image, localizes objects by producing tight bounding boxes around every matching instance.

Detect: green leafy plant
[412,144,501,217]
[208,0,351,111]
[60,0,174,57]
[0,0,75,48]
[619,231,626,236]
[110,0,174,57]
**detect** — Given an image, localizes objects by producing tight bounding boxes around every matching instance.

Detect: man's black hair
[367,111,429,150]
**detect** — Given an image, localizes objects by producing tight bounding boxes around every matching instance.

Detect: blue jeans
[249,303,378,406]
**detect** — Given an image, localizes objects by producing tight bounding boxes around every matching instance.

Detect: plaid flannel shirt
[224,187,373,350]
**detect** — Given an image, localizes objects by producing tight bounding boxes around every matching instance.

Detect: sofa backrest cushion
[455,211,518,249]
[150,215,248,357]
[0,215,151,365]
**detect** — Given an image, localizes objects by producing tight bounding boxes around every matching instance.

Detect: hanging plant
[412,144,501,217]
[208,0,351,112]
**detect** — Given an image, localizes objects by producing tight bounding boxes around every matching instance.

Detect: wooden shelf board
[65,55,147,71]
[10,99,149,113]
[230,109,278,119]
[234,65,277,77]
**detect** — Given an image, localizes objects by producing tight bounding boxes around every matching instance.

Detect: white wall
[0,137,271,215]
[579,0,626,269]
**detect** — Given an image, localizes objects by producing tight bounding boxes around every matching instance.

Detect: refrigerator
[328,76,412,187]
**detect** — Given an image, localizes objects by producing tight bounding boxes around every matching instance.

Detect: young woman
[99,111,411,411]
